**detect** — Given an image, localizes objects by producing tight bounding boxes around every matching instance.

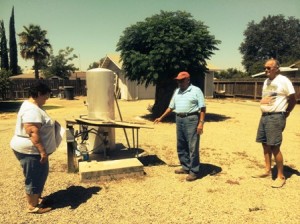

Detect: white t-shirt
[10,100,56,155]
[260,74,295,112]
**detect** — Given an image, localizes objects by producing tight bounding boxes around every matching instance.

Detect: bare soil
[0,96,300,224]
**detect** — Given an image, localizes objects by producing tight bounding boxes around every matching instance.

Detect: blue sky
[1,0,299,71]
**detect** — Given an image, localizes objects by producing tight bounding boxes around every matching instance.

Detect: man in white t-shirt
[253,59,296,188]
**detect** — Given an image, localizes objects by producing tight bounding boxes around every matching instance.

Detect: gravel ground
[0,96,300,224]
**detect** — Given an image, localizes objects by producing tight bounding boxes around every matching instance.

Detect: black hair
[28,81,51,98]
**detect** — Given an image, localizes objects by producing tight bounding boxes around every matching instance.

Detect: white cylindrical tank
[86,68,115,153]
[86,68,115,120]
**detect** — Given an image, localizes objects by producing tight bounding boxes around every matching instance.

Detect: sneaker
[271,177,286,188]
[251,172,271,178]
[174,168,189,174]
[186,173,198,182]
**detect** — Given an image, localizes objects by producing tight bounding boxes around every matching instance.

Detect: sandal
[251,172,271,178]
[27,206,52,214]
[271,177,286,188]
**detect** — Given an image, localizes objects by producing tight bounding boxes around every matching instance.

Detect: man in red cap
[154,71,206,181]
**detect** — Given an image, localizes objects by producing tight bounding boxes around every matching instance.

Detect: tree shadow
[271,165,300,180]
[198,163,222,179]
[0,101,63,113]
[42,185,101,210]
[140,112,231,123]
[0,101,22,113]
[43,105,64,110]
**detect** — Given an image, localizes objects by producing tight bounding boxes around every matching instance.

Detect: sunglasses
[264,66,278,70]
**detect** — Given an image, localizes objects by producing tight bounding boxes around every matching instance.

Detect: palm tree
[18,24,52,79]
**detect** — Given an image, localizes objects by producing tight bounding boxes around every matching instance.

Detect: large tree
[215,68,247,80]
[43,47,78,79]
[88,57,105,70]
[117,10,220,117]
[18,24,52,79]
[0,69,12,100]
[88,61,100,70]
[0,20,9,70]
[9,7,18,75]
[240,15,300,74]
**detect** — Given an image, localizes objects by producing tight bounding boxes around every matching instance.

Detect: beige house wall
[101,54,219,100]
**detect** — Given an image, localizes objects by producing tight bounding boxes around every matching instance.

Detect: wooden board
[66,117,153,129]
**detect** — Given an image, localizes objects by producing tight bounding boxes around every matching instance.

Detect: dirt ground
[0,96,300,224]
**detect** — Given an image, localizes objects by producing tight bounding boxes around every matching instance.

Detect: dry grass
[1,96,300,224]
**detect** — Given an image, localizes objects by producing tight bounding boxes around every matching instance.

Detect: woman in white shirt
[10,81,56,214]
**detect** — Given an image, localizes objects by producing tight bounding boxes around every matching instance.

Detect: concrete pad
[79,158,144,182]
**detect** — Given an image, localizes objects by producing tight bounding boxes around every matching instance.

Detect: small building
[100,53,220,100]
[10,69,86,80]
[205,63,222,98]
[9,70,47,79]
[100,54,155,100]
[69,71,86,80]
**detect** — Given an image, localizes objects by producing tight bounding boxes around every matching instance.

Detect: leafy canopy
[43,47,78,79]
[215,68,247,80]
[239,15,300,74]
[18,24,52,79]
[9,6,19,75]
[116,10,220,86]
[0,20,9,70]
[0,69,12,100]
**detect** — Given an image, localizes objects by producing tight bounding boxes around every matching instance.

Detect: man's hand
[40,152,48,164]
[154,117,162,124]
[197,125,204,135]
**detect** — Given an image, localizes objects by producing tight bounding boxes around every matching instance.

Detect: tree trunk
[34,57,39,79]
[151,80,177,118]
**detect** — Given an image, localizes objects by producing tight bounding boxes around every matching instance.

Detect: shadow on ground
[198,163,222,179]
[205,113,231,122]
[0,101,63,113]
[137,154,166,166]
[141,112,231,123]
[271,165,300,180]
[42,185,101,210]
[89,144,166,167]
[0,101,22,113]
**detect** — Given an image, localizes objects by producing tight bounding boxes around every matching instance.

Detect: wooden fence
[2,79,86,100]
[214,78,300,101]
[2,78,300,101]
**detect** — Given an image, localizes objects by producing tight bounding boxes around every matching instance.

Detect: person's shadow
[42,185,101,210]
[271,165,300,180]
[198,163,222,179]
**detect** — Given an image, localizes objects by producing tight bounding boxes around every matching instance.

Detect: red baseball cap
[174,71,190,80]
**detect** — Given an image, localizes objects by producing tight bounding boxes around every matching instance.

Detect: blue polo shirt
[169,84,205,113]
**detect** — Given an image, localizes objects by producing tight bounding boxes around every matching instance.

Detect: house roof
[10,70,86,80]
[251,66,299,77]
[101,53,221,72]
[207,63,222,71]
[289,60,300,68]
[69,71,86,80]
[101,53,123,70]
[10,70,46,79]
